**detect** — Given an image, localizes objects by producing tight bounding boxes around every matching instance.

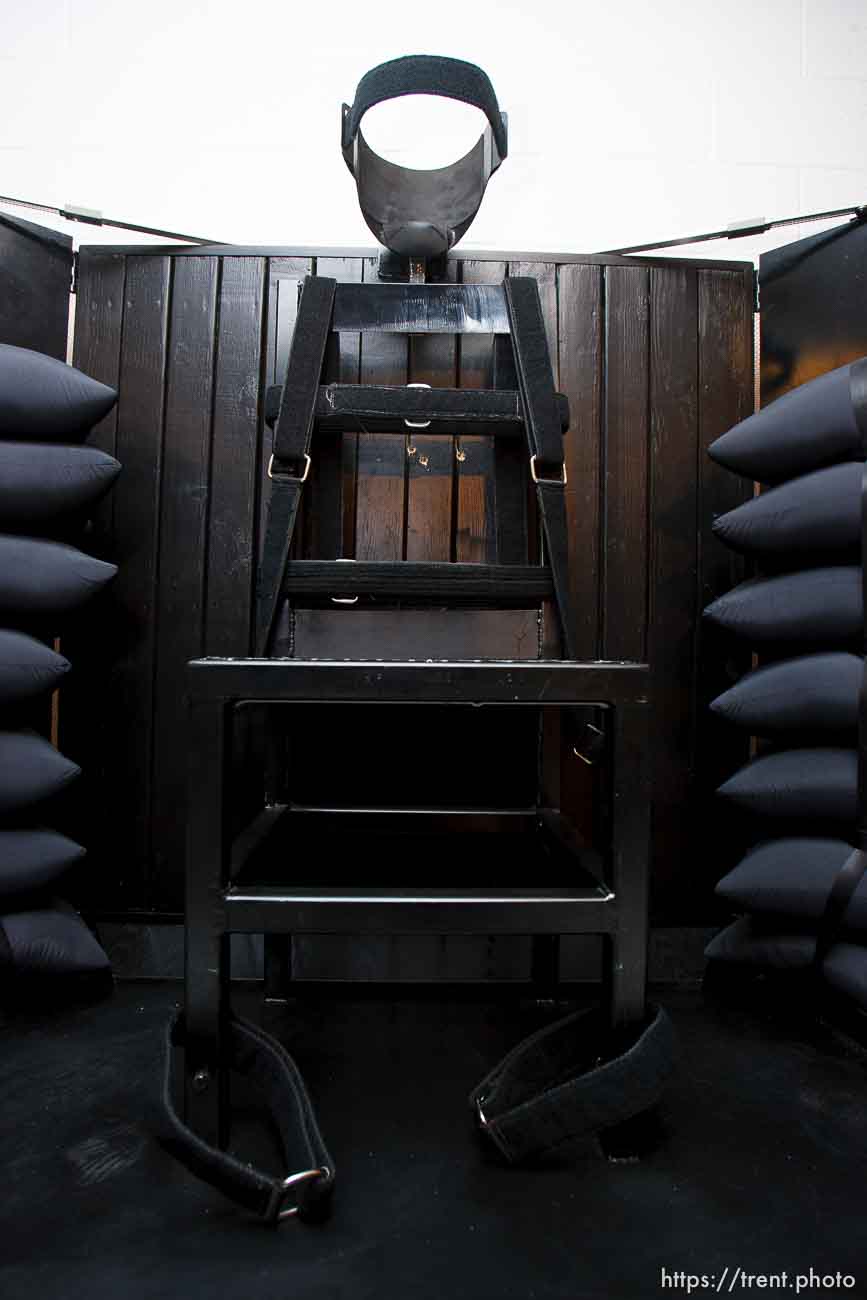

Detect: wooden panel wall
[65,247,754,923]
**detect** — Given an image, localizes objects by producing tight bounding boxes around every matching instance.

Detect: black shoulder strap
[255,276,336,655]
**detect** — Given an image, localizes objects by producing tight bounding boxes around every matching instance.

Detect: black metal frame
[184,658,651,1143]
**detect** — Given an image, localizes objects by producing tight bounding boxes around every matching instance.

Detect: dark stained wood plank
[92,255,171,910]
[152,256,219,910]
[0,214,72,361]
[648,265,699,916]
[60,250,130,907]
[694,267,755,899]
[355,257,408,560]
[407,259,458,561]
[206,257,266,654]
[315,256,364,559]
[509,260,557,569]
[456,259,504,564]
[557,263,603,660]
[602,264,650,661]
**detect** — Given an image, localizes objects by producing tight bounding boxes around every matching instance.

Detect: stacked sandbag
[0,345,119,993]
[703,357,867,1007]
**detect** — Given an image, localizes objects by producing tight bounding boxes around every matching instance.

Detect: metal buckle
[474,1095,489,1131]
[530,454,567,486]
[268,452,312,484]
[270,1166,330,1223]
[404,381,432,429]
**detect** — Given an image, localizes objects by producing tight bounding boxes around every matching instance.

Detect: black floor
[2,979,867,1300]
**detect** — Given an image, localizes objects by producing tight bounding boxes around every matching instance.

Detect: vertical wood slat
[151,256,219,909]
[93,256,171,909]
[509,260,557,568]
[602,264,650,661]
[455,259,503,564]
[694,267,756,900]
[315,256,363,559]
[557,263,603,661]
[355,257,409,560]
[648,266,699,912]
[406,259,458,562]
[206,258,266,655]
[61,251,129,904]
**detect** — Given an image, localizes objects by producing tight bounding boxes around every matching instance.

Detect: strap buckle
[268,1166,331,1223]
[268,452,312,484]
[404,382,432,429]
[530,454,567,487]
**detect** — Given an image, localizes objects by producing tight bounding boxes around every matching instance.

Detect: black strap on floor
[163,1002,676,1223]
[161,1012,335,1226]
[503,277,577,659]
[470,1003,677,1163]
[255,276,336,655]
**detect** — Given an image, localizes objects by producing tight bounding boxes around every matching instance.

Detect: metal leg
[607,699,651,1026]
[184,695,231,1147]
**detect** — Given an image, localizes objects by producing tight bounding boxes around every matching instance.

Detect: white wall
[2,0,866,263]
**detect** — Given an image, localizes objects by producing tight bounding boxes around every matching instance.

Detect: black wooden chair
[169,272,662,1224]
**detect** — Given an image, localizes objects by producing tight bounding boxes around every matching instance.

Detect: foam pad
[716,748,858,824]
[0,630,70,704]
[0,536,117,618]
[0,345,117,441]
[0,828,85,899]
[0,900,110,975]
[703,567,862,647]
[707,360,865,484]
[710,653,862,736]
[715,838,867,932]
[713,462,862,559]
[0,442,121,527]
[0,730,80,814]
[705,916,867,1010]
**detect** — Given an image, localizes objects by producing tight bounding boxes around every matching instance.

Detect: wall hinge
[753,266,760,313]
[70,250,79,296]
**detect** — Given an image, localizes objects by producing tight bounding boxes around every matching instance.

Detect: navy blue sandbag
[0,828,85,899]
[0,345,117,441]
[0,730,80,815]
[0,900,110,975]
[703,567,862,647]
[0,629,70,704]
[715,838,867,932]
[0,536,117,618]
[705,916,867,1010]
[0,443,121,527]
[707,359,865,484]
[716,748,858,824]
[713,462,862,559]
[710,653,862,736]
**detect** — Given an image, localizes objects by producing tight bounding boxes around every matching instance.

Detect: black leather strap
[850,357,867,458]
[504,276,577,659]
[164,1002,676,1221]
[343,55,507,160]
[813,847,867,973]
[255,277,336,655]
[161,1012,335,1226]
[470,1003,677,1163]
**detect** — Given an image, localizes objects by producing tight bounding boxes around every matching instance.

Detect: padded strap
[504,276,578,658]
[164,1002,676,1220]
[255,277,336,654]
[469,1003,677,1163]
[850,357,867,458]
[161,1012,334,1226]
[814,848,867,972]
[343,55,507,160]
